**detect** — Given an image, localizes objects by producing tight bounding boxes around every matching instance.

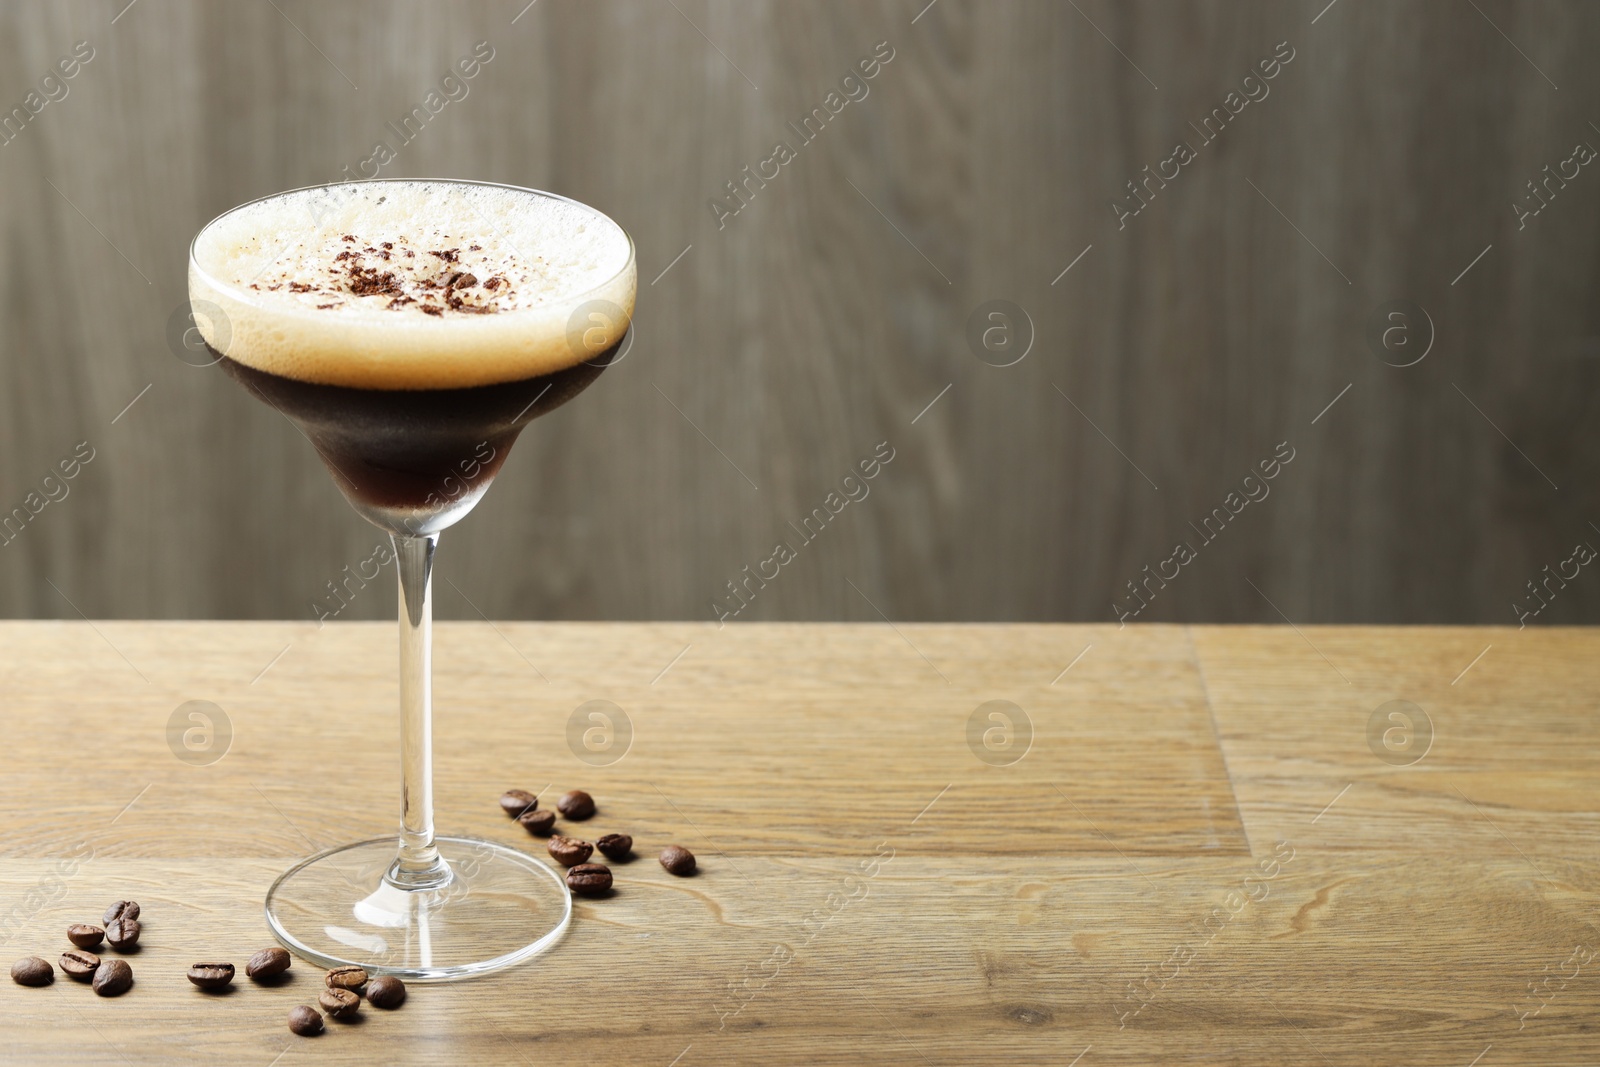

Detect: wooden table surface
[1,621,1596,1065]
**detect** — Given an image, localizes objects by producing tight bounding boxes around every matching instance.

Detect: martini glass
[187,179,635,980]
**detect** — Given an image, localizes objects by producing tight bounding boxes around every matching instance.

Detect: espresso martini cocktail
[189,180,635,980]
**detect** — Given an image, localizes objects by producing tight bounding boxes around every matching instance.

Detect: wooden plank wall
[0,0,1596,624]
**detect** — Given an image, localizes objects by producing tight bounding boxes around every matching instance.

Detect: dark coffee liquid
[213,339,620,511]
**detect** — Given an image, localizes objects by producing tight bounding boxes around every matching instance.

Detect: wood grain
[2,1,1599,625]
[0,621,1596,1064]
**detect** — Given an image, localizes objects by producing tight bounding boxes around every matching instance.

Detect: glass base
[264,836,571,982]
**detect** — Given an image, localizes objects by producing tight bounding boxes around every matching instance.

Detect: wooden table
[1,622,1596,1065]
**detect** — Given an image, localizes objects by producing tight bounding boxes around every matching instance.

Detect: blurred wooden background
[0,0,1597,624]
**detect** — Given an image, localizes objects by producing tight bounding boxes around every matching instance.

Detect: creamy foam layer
[189,181,635,389]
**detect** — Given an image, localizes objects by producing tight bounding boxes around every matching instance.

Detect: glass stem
[387,531,452,890]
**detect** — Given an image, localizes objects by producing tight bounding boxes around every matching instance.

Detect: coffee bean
[365,975,406,1009]
[67,924,105,949]
[557,790,596,820]
[105,917,141,951]
[288,1005,324,1036]
[325,965,367,992]
[518,808,556,835]
[596,833,632,860]
[499,789,538,818]
[246,946,291,981]
[547,835,593,867]
[318,987,360,1019]
[60,949,100,981]
[92,958,133,997]
[187,963,234,991]
[566,863,613,897]
[102,900,139,925]
[659,845,696,876]
[10,957,53,986]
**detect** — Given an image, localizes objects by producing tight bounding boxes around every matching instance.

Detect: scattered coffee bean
[365,975,407,1009]
[557,789,596,820]
[659,845,696,876]
[246,946,291,981]
[318,987,360,1019]
[60,949,100,981]
[518,808,557,835]
[92,958,133,997]
[547,835,593,867]
[288,1005,324,1036]
[567,863,613,897]
[11,957,53,986]
[325,965,367,992]
[499,789,538,818]
[187,963,234,991]
[67,924,105,950]
[105,918,141,951]
[596,833,633,860]
[102,901,139,925]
